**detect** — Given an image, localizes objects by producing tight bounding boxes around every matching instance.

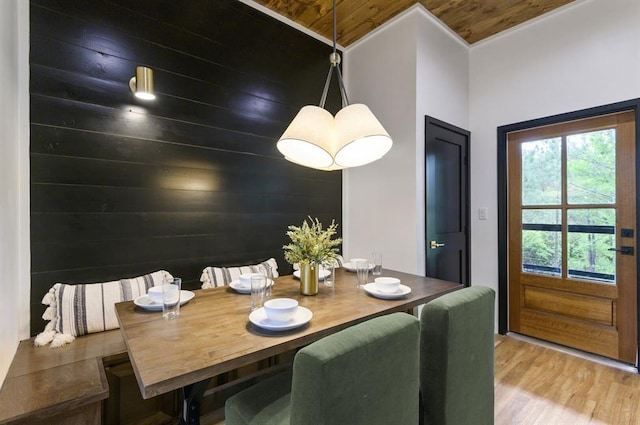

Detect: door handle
[430,241,445,249]
[608,246,634,256]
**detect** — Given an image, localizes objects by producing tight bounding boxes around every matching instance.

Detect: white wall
[469,0,640,302]
[344,0,640,330]
[415,8,469,274]
[343,9,418,273]
[343,6,469,275]
[0,0,29,385]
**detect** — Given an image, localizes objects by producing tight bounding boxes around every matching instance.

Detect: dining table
[114,267,463,424]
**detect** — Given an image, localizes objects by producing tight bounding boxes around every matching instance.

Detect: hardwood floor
[205,335,640,424]
[495,335,640,424]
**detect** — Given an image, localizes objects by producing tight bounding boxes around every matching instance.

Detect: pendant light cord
[319,0,349,109]
[333,0,337,55]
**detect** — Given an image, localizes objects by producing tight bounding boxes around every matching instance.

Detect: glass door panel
[521,209,562,277]
[567,208,616,284]
[567,129,616,204]
[521,138,561,205]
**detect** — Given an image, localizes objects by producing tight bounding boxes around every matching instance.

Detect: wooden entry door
[507,111,637,363]
[425,116,470,285]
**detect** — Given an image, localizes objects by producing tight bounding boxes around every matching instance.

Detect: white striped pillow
[35,270,172,348]
[200,258,279,289]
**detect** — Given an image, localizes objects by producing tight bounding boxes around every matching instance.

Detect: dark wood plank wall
[29,0,343,335]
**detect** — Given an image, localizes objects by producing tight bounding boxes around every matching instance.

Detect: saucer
[134,290,195,311]
[343,262,375,272]
[249,306,313,331]
[293,269,331,280]
[363,283,411,299]
[229,279,274,294]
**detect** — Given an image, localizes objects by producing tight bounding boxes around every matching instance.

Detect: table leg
[181,379,211,425]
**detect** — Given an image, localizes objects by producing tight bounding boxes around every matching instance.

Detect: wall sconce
[129,66,155,100]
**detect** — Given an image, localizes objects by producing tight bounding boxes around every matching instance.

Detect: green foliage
[283,217,342,265]
[521,129,616,282]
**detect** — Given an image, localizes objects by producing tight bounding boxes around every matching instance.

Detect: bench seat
[0,330,126,425]
[0,320,291,424]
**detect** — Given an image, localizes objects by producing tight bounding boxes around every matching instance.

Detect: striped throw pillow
[200,258,279,289]
[35,270,172,348]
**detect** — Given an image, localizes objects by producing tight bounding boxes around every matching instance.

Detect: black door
[425,116,470,285]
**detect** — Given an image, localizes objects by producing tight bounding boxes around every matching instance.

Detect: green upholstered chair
[419,286,495,425]
[225,312,420,425]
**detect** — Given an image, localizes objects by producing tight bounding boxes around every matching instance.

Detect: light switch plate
[478,207,488,220]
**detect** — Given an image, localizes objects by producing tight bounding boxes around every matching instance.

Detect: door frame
[497,98,640,367]
[425,115,471,286]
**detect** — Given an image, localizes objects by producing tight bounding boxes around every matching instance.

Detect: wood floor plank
[495,336,640,424]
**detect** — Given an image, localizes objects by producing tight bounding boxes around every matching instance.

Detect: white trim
[346,3,469,51]
[237,0,341,49]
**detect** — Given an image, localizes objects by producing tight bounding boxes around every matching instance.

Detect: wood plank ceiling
[252,0,575,46]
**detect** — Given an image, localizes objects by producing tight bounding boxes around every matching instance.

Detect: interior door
[425,116,470,285]
[507,111,637,363]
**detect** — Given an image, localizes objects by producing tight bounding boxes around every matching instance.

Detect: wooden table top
[115,268,462,399]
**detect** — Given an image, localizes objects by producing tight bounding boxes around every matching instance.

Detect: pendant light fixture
[276,0,392,171]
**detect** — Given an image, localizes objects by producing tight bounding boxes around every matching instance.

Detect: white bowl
[239,273,263,288]
[263,298,299,322]
[147,286,163,304]
[350,258,367,266]
[374,277,401,293]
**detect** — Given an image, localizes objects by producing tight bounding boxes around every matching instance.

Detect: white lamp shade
[284,156,345,171]
[334,104,392,168]
[277,105,336,169]
[277,104,392,170]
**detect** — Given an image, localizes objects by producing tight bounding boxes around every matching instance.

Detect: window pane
[567,129,615,204]
[567,209,615,284]
[522,209,562,276]
[521,138,561,205]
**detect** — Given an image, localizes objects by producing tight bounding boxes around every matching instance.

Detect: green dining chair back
[225,312,420,425]
[420,286,495,425]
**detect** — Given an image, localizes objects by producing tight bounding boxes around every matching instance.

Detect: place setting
[134,278,195,316]
[229,272,275,294]
[342,257,375,272]
[363,277,412,300]
[349,252,411,299]
[249,298,313,331]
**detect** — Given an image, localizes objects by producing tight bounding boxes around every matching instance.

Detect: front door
[425,116,470,285]
[507,111,637,363]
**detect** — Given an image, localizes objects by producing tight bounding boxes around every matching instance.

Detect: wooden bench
[0,328,293,424]
[0,330,180,425]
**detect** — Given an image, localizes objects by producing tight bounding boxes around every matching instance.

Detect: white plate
[229,279,274,294]
[343,262,375,272]
[134,290,195,311]
[249,306,313,331]
[363,283,411,299]
[293,269,331,280]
